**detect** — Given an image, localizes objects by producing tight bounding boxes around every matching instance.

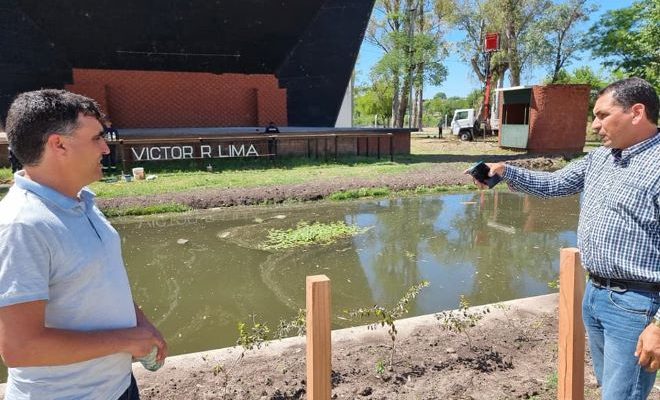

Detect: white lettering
[231,145,246,157]
[183,146,193,159]
[171,146,182,159]
[131,147,147,161]
[161,146,172,159]
[246,144,258,156]
[218,145,227,157]
[201,145,212,158]
[150,147,161,160]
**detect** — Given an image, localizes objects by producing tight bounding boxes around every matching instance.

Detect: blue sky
[354,0,635,99]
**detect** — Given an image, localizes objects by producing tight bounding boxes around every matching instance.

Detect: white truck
[450,100,500,141]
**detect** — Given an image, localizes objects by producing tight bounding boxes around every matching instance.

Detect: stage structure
[0,0,374,127]
[0,0,415,169]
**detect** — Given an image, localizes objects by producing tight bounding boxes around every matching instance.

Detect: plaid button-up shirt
[502,131,660,284]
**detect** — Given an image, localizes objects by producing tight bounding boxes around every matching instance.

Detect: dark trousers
[117,374,140,400]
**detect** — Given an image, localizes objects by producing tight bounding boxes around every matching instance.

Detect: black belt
[589,273,660,293]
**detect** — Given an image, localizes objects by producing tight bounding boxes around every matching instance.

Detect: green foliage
[354,83,394,126]
[329,187,391,201]
[236,315,271,352]
[262,221,368,250]
[102,203,192,217]
[423,94,472,127]
[0,167,12,182]
[276,308,306,338]
[588,0,660,91]
[375,359,386,375]
[346,281,430,368]
[539,0,597,83]
[363,0,452,127]
[435,295,490,349]
[546,371,558,390]
[454,0,552,86]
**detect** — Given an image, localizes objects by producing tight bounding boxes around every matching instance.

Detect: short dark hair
[5,89,104,166]
[598,77,659,124]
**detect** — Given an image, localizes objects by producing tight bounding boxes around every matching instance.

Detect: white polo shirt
[0,172,136,400]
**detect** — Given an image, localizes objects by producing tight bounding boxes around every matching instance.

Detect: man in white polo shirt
[0,89,167,399]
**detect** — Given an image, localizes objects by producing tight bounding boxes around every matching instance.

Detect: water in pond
[0,191,579,382]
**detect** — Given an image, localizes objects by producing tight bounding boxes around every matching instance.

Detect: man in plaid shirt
[477,77,659,400]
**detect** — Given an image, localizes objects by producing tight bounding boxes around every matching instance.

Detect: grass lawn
[0,135,588,203]
[88,156,429,199]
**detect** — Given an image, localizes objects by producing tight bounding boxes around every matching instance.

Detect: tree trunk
[415,81,423,130]
[397,77,411,128]
[391,76,401,128]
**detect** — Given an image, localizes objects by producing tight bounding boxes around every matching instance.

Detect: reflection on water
[120,191,578,356]
[0,191,579,381]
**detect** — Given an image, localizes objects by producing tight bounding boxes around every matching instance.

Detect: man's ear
[630,103,646,125]
[46,134,67,157]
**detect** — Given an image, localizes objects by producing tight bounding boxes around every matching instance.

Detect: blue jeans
[582,281,660,399]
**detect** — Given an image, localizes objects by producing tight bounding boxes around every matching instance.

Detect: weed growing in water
[345,281,430,369]
[328,187,391,201]
[262,221,368,250]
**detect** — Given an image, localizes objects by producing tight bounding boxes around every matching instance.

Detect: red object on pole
[482,33,499,125]
[484,33,499,52]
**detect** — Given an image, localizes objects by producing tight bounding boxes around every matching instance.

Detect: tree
[588,0,660,91]
[365,0,452,128]
[487,0,551,86]
[541,0,597,83]
[354,82,394,126]
[453,0,550,91]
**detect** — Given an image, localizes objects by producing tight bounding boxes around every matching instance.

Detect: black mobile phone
[469,161,502,189]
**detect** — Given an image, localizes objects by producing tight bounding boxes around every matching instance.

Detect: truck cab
[451,106,500,141]
[451,108,476,141]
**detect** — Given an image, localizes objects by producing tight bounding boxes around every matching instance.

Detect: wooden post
[558,248,585,400]
[306,275,332,400]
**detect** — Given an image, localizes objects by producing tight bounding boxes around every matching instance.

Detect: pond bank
[96,156,569,217]
[131,293,601,399]
[2,294,599,399]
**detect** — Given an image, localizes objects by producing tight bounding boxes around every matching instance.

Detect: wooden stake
[306,275,332,399]
[558,248,585,400]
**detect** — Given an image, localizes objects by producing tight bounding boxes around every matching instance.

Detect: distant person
[469,77,660,400]
[0,89,167,399]
[437,120,443,138]
[102,120,119,171]
[265,121,280,134]
[8,145,22,173]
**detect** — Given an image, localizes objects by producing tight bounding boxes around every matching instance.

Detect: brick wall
[66,69,287,128]
[528,85,589,153]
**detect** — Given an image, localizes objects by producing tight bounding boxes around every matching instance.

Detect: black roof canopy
[1,0,374,126]
[15,0,324,73]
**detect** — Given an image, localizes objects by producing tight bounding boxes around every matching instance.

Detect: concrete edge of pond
[0,293,558,396]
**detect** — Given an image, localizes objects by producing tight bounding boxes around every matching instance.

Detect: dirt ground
[133,295,611,400]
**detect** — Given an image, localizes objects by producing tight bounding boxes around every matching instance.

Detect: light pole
[408,6,416,129]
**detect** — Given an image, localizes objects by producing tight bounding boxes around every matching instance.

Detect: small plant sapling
[346,281,430,369]
[435,295,489,350]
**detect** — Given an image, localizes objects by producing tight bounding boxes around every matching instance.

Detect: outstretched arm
[480,158,588,198]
